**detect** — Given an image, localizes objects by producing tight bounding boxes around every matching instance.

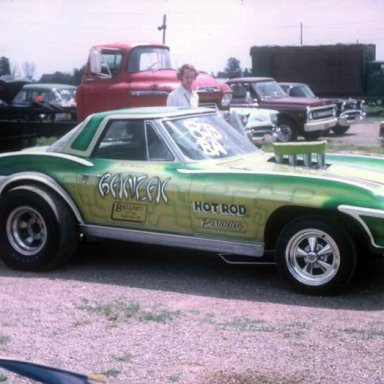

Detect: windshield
[290,84,316,98]
[163,114,256,160]
[128,46,175,72]
[252,81,286,98]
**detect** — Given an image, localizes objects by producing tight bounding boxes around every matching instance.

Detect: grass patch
[139,309,180,323]
[0,374,7,382]
[113,353,134,363]
[78,299,140,322]
[78,298,179,324]
[100,368,120,378]
[222,317,275,333]
[0,336,10,346]
[343,327,384,340]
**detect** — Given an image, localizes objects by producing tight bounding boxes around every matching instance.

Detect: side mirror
[89,48,111,78]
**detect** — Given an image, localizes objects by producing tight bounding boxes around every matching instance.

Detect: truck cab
[76,42,232,121]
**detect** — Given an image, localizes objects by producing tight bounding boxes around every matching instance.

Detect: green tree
[225,57,242,78]
[0,56,11,76]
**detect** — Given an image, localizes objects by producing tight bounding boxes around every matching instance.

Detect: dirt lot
[1,119,384,384]
[324,117,383,147]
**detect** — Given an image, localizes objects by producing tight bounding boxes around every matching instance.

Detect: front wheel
[0,186,78,271]
[277,117,298,142]
[275,216,357,295]
[332,124,350,136]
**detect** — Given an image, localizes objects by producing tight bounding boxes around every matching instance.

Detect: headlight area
[221,93,232,107]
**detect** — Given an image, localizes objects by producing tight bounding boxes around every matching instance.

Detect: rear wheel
[275,216,357,295]
[0,186,78,271]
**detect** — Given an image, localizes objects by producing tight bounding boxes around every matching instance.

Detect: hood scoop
[273,141,327,169]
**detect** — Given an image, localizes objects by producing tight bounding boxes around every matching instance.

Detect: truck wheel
[275,216,357,295]
[302,130,323,141]
[331,124,350,136]
[0,186,78,271]
[277,117,298,142]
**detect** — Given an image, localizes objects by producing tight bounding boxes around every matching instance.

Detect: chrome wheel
[277,124,294,142]
[6,206,47,256]
[285,228,340,286]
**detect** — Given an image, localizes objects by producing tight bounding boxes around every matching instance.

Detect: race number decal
[184,120,227,157]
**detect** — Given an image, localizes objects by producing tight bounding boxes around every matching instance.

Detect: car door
[75,119,193,235]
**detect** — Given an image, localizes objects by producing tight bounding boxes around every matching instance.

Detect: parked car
[227,77,337,142]
[0,106,384,295]
[226,107,279,146]
[279,82,366,135]
[0,81,77,122]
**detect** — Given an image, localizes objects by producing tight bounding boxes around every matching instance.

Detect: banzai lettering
[98,173,170,204]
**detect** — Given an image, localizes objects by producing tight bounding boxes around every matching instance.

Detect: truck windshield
[252,81,286,98]
[163,114,256,160]
[128,47,175,72]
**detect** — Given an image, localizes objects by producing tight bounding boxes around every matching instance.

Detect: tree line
[0,56,250,85]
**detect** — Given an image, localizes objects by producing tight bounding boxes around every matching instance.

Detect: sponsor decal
[193,201,246,216]
[98,173,170,204]
[112,202,147,222]
[201,218,247,233]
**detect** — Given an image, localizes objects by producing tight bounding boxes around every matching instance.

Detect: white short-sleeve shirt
[166,85,199,107]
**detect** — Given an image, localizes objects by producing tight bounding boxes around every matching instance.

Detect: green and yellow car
[0,106,383,294]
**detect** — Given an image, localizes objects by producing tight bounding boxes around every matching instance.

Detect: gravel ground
[1,242,384,384]
[1,119,384,384]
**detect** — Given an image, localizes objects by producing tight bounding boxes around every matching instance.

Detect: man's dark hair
[177,64,198,80]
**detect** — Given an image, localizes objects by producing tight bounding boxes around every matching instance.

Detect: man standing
[167,64,199,107]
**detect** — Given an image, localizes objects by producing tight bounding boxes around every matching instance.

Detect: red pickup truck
[76,42,232,121]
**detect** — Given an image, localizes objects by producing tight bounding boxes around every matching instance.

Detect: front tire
[0,186,78,271]
[332,124,350,136]
[277,117,298,142]
[275,216,357,295]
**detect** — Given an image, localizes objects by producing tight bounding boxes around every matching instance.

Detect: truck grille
[310,105,336,120]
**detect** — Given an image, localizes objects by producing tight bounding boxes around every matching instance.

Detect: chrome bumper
[304,117,338,132]
[338,109,366,127]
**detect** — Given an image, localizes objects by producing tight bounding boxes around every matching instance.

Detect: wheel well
[264,206,370,252]
[1,180,82,224]
[278,113,298,128]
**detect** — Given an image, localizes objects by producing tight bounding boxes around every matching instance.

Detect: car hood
[187,149,384,194]
[0,79,30,104]
[260,96,334,108]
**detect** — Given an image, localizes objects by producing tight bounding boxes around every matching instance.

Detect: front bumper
[245,125,278,146]
[304,117,338,132]
[338,109,366,127]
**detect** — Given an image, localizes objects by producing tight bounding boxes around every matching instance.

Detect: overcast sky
[1,0,383,78]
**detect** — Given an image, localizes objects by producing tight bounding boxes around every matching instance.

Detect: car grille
[311,106,335,120]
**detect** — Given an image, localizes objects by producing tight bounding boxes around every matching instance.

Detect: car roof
[227,77,273,83]
[21,83,76,90]
[86,106,215,124]
[279,82,305,87]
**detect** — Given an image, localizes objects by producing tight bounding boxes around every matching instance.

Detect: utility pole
[300,22,303,45]
[158,14,167,44]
